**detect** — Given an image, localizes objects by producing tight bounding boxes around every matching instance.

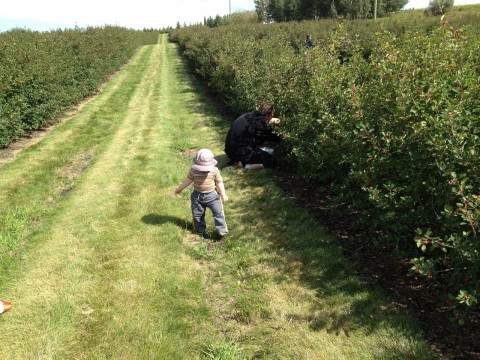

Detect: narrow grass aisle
[0,36,214,358]
[0,34,440,359]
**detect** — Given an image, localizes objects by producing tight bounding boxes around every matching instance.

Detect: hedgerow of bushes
[170,15,480,320]
[0,26,159,147]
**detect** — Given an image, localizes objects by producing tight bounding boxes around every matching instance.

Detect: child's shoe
[214,232,227,241]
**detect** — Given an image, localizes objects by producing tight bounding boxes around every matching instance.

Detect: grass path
[0,34,440,359]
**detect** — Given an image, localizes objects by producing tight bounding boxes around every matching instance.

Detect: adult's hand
[269,117,281,125]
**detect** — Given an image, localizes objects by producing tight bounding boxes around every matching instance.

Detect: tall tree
[427,0,454,15]
[268,0,285,21]
[372,0,407,17]
[255,0,407,22]
[329,1,339,18]
[254,0,270,22]
[338,0,370,18]
[299,0,316,19]
[384,0,409,12]
[314,0,333,18]
[284,0,301,21]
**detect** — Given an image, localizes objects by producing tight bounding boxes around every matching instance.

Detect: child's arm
[175,178,193,195]
[216,180,228,202]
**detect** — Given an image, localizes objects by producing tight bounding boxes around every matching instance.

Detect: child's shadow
[215,154,230,169]
[141,214,192,231]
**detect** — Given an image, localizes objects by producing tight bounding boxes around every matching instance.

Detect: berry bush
[170,17,480,318]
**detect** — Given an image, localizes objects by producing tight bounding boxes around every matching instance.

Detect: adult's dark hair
[257,103,275,121]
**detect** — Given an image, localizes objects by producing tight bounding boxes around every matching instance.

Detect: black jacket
[225,110,281,158]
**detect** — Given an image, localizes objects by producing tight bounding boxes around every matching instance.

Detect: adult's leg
[244,147,277,169]
[227,147,254,169]
[244,164,265,170]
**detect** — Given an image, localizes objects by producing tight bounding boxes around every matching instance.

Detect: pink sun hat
[192,149,217,171]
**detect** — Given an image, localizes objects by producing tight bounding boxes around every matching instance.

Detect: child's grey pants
[191,190,228,234]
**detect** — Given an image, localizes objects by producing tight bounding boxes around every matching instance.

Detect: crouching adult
[224,103,281,170]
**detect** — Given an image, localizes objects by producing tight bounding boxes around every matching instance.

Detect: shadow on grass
[226,172,433,359]
[142,214,223,241]
[141,213,193,231]
[215,154,230,169]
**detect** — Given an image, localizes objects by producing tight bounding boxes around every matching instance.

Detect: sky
[404,0,480,8]
[0,0,256,32]
[1,0,480,33]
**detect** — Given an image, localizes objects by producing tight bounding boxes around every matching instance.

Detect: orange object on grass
[0,300,12,314]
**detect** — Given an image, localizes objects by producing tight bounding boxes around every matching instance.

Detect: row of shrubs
[0,26,159,147]
[170,13,480,319]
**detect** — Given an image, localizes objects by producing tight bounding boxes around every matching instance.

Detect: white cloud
[3,0,479,32]
[405,0,480,9]
[404,0,429,8]
[1,0,256,31]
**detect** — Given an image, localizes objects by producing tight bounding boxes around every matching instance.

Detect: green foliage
[204,11,259,28]
[0,32,438,359]
[255,0,408,21]
[254,0,270,22]
[427,0,455,16]
[170,12,480,318]
[0,26,159,147]
[227,11,259,25]
[202,341,244,360]
[412,173,479,322]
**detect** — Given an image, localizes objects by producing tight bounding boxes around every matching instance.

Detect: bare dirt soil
[274,169,480,360]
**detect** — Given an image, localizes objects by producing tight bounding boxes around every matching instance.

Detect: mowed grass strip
[0,34,440,359]
[158,45,440,360]
[0,37,213,358]
[0,45,153,282]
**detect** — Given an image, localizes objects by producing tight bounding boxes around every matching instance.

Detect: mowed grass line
[0,34,441,359]
[0,45,154,281]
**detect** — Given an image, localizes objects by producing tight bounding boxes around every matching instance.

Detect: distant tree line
[174,0,454,30]
[174,12,258,29]
[254,0,409,21]
[426,0,454,16]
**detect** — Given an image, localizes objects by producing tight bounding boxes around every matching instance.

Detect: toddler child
[175,149,228,237]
